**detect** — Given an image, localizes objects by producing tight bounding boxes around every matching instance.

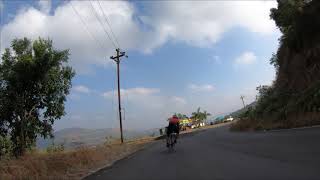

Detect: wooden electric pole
[111,48,127,143]
[240,95,246,109]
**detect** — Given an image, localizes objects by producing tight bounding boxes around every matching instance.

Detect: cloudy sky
[0,0,280,131]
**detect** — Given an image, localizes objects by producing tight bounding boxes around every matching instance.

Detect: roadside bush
[230,118,257,131]
[46,143,65,153]
[0,136,12,158]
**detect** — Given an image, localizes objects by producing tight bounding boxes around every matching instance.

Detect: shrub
[46,143,65,153]
[0,136,12,158]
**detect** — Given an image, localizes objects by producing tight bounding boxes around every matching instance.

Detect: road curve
[84,126,320,180]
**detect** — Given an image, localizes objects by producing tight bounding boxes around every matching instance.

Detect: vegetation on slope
[232,0,320,131]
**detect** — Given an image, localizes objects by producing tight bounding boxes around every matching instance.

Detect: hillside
[229,102,256,118]
[232,0,320,130]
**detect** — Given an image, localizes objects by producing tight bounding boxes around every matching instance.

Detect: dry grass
[230,112,320,131]
[0,139,152,180]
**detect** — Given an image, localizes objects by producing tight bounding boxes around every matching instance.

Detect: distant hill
[37,127,158,149]
[229,101,256,118]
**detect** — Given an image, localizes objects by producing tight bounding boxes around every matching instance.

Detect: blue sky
[0,0,280,131]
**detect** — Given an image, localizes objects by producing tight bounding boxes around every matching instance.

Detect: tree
[191,107,211,125]
[191,107,201,123]
[0,37,75,156]
[201,110,211,122]
[270,0,317,50]
[270,0,306,35]
[174,113,188,119]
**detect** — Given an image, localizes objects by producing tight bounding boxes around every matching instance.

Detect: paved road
[85,126,320,180]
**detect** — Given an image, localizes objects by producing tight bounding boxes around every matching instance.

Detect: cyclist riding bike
[166,115,180,147]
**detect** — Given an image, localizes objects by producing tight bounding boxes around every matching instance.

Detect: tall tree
[191,107,201,122]
[0,37,75,156]
[202,111,211,122]
[174,113,188,119]
[191,107,211,125]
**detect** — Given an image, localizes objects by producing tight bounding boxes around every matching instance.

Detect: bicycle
[167,132,177,151]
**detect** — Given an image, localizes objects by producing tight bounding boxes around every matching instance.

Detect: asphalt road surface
[85,125,320,180]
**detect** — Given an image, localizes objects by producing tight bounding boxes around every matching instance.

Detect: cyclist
[166,115,180,147]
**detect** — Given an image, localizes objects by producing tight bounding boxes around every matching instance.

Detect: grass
[0,139,152,180]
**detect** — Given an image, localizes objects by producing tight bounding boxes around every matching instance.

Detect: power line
[88,0,117,49]
[97,0,121,48]
[70,1,105,51]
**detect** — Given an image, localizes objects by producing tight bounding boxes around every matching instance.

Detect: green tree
[174,113,188,119]
[0,135,12,158]
[0,37,75,156]
[191,107,211,125]
[270,0,306,35]
[270,0,317,50]
[191,107,201,123]
[201,110,211,123]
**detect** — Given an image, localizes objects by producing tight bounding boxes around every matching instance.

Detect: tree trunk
[15,115,26,157]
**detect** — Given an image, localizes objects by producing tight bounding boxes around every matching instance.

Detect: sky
[0,0,281,131]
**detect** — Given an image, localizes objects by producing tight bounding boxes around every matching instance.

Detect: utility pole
[110,48,127,143]
[240,95,246,109]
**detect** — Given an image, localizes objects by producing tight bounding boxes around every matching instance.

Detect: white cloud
[38,0,51,14]
[1,1,139,73]
[100,87,190,129]
[102,87,160,99]
[64,84,267,130]
[171,96,187,105]
[1,1,277,73]
[188,84,215,92]
[234,51,257,65]
[69,93,81,100]
[211,55,221,64]
[73,85,91,94]
[140,1,277,47]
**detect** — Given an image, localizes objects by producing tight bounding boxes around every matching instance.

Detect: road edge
[81,141,156,180]
[82,122,232,179]
[260,124,320,133]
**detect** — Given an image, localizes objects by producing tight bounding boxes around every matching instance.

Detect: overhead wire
[96,0,121,48]
[88,0,118,49]
[69,0,118,131]
[71,0,127,134]
[69,0,106,51]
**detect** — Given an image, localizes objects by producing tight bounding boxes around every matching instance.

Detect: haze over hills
[37,127,159,149]
[37,107,254,150]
